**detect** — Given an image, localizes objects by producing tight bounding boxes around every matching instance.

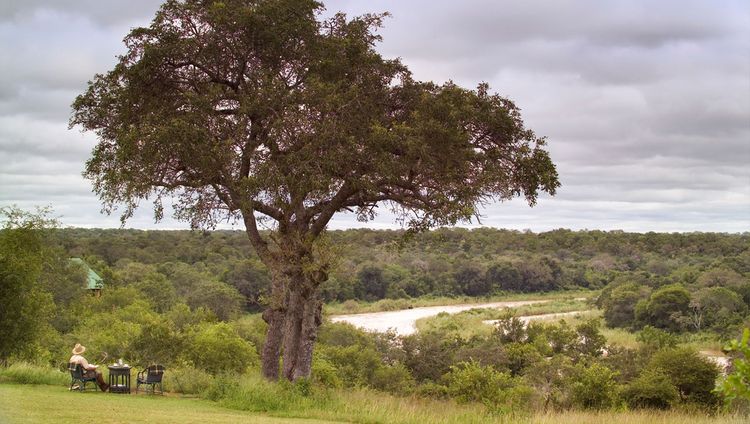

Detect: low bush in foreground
[0,362,69,386]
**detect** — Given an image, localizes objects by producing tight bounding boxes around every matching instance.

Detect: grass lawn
[0,384,341,424]
[1,383,746,424]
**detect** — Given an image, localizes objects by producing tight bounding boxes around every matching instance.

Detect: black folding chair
[136,365,165,394]
[68,363,98,392]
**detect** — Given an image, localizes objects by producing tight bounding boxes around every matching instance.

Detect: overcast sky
[0,0,748,232]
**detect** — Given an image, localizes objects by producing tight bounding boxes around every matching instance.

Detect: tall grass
[206,372,497,424]
[0,362,69,386]
[1,372,747,424]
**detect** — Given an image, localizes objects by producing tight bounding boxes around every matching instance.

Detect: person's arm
[80,356,97,370]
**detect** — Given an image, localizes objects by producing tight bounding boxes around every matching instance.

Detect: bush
[444,360,514,411]
[401,333,460,382]
[319,344,382,387]
[186,323,258,374]
[371,363,415,394]
[0,362,69,386]
[214,373,330,413]
[648,347,720,407]
[163,365,214,395]
[318,322,374,348]
[623,369,679,410]
[715,328,750,412]
[637,326,678,351]
[311,355,342,389]
[231,314,267,356]
[569,362,620,410]
[374,298,412,311]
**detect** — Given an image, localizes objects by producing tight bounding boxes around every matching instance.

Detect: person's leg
[84,369,109,392]
[95,371,109,392]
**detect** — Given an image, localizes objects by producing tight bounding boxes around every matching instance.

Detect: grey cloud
[1,0,748,232]
[0,11,126,94]
[0,116,93,160]
[0,0,162,28]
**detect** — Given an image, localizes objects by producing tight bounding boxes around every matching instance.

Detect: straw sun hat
[71,343,86,355]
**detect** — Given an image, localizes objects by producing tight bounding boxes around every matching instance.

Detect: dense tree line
[2,212,749,413]
[43,228,750,338]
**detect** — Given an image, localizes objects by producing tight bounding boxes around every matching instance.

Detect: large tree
[71,0,559,380]
[0,207,56,363]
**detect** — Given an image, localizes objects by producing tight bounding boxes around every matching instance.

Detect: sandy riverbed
[329,299,548,335]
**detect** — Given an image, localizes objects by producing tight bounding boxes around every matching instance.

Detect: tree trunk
[292,292,322,380]
[261,274,286,380]
[281,280,323,381]
[260,235,327,381]
[282,285,303,380]
[261,307,284,380]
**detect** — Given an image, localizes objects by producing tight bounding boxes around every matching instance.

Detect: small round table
[107,365,132,394]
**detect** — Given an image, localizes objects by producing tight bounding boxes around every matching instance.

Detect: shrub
[636,284,691,331]
[648,347,720,407]
[311,355,342,389]
[401,333,460,382]
[444,360,514,411]
[569,362,620,410]
[231,314,267,356]
[637,325,678,351]
[214,373,330,413]
[504,342,542,376]
[371,363,415,394]
[318,322,374,348]
[623,369,679,410]
[715,328,750,412]
[163,365,214,395]
[374,298,412,311]
[319,344,382,387]
[186,323,258,374]
[0,362,69,386]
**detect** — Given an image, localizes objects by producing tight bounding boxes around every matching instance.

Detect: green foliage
[504,342,542,376]
[187,323,258,375]
[0,207,57,363]
[162,365,214,395]
[444,360,514,410]
[569,362,620,410]
[715,328,750,410]
[689,287,747,334]
[574,318,607,357]
[319,344,382,387]
[648,347,720,407]
[637,326,679,352]
[0,362,69,386]
[130,319,184,365]
[601,282,650,329]
[522,355,573,411]
[185,280,244,321]
[311,355,343,389]
[623,369,680,410]
[401,333,461,382]
[208,373,330,414]
[371,363,415,394]
[636,284,692,332]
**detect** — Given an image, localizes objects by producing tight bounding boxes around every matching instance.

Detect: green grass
[0,384,335,424]
[1,383,745,424]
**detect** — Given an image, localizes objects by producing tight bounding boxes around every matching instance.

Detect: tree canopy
[70,0,559,380]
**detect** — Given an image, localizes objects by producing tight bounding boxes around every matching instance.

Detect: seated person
[69,343,109,392]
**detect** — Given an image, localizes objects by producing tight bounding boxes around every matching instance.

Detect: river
[329,299,549,335]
